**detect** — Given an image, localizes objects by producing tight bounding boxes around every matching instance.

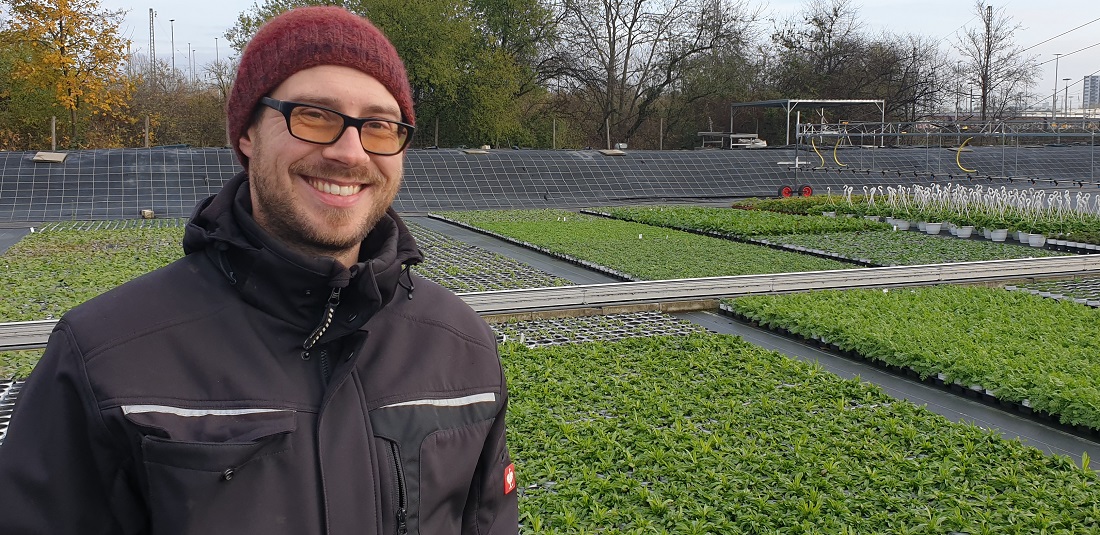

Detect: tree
[550,0,758,148]
[770,0,864,98]
[954,1,1038,120]
[0,38,66,149]
[0,0,133,147]
[227,0,552,148]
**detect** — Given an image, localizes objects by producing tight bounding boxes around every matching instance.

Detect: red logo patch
[503,463,516,494]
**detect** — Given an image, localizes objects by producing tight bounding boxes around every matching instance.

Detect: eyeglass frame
[259,96,415,156]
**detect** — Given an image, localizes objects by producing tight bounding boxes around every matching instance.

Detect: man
[0,6,518,534]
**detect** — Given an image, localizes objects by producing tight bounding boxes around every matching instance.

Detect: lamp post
[1064,78,1072,118]
[169,19,175,73]
[954,61,961,122]
[1052,53,1063,121]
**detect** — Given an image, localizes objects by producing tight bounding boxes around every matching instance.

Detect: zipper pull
[397,508,408,535]
[303,287,341,350]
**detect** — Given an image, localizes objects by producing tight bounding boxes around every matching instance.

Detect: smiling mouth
[307,178,365,197]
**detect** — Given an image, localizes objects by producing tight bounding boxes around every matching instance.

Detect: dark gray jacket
[0,173,518,535]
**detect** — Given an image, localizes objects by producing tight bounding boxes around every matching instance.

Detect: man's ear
[239,126,255,158]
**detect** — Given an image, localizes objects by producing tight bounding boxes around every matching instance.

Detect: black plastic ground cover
[715,303,1100,444]
[3,145,1099,222]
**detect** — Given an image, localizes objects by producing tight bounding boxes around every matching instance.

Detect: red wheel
[778,185,794,198]
[797,184,814,197]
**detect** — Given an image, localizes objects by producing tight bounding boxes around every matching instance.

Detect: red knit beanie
[226,6,415,168]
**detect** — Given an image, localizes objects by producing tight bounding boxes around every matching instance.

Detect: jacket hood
[183,172,423,337]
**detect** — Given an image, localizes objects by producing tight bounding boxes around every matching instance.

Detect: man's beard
[248,145,395,260]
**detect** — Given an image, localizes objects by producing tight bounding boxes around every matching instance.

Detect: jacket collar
[184,172,423,336]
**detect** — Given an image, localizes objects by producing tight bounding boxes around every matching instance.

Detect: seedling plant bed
[590,205,1072,266]
[505,333,1100,533]
[0,220,576,375]
[757,230,1070,266]
[594,205,889,237]
[723,286,1100,431]
[407,222,573,292]
[435,209,853,281]
[492,311,706,348]
[1007,277,1100,308]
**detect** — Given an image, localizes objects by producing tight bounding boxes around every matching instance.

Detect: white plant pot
[1016,230,1029,242]
[983,228,991,239]
[956,226,974,239]
[894,220,910,230]
[918,221,927,231]
[924,222,943,235]
[990,229,1009,242]
[822,211,836,217]
[1027,234,1047,247]
[864,215,880,222]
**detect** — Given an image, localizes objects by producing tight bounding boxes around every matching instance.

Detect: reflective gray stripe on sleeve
[380,392,497,409]
[121,405,290,417]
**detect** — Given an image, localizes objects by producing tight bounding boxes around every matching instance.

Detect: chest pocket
[122,405,304,535]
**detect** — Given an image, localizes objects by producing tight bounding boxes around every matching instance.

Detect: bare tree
[954,1,1038,120]
[770,0,864,98]
[550,0,758,147]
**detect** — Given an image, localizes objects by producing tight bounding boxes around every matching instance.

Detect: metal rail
[3,256,1097,351]
[0,320,58,352]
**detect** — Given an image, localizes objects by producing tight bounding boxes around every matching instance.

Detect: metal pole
[145,115,150,148]
[1052,53,1062,122]
[148,9,155,80]
[552,118,556,150]
[51,116,56,151]
[170,20,174,73]
[659,117,663,150]
[1064,78,1072,118]
[955,61,961,122]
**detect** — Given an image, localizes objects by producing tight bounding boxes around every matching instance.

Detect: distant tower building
[1085,76,1100,109]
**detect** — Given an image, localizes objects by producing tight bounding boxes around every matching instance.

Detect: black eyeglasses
[260,97,415,156]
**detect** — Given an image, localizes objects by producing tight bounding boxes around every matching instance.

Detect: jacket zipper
[303,287,341,351]
[389,441,408,535]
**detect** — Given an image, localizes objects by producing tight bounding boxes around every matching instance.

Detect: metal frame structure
[5,255,1099,350]
[729,99,886,146]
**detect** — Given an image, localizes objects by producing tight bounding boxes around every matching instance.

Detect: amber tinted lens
[287,105,343,143]
[360,120,409,155]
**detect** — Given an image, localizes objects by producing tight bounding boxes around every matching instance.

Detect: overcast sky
[101,0,1098,111]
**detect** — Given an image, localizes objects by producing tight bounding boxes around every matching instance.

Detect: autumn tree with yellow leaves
[1,0,135,148]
